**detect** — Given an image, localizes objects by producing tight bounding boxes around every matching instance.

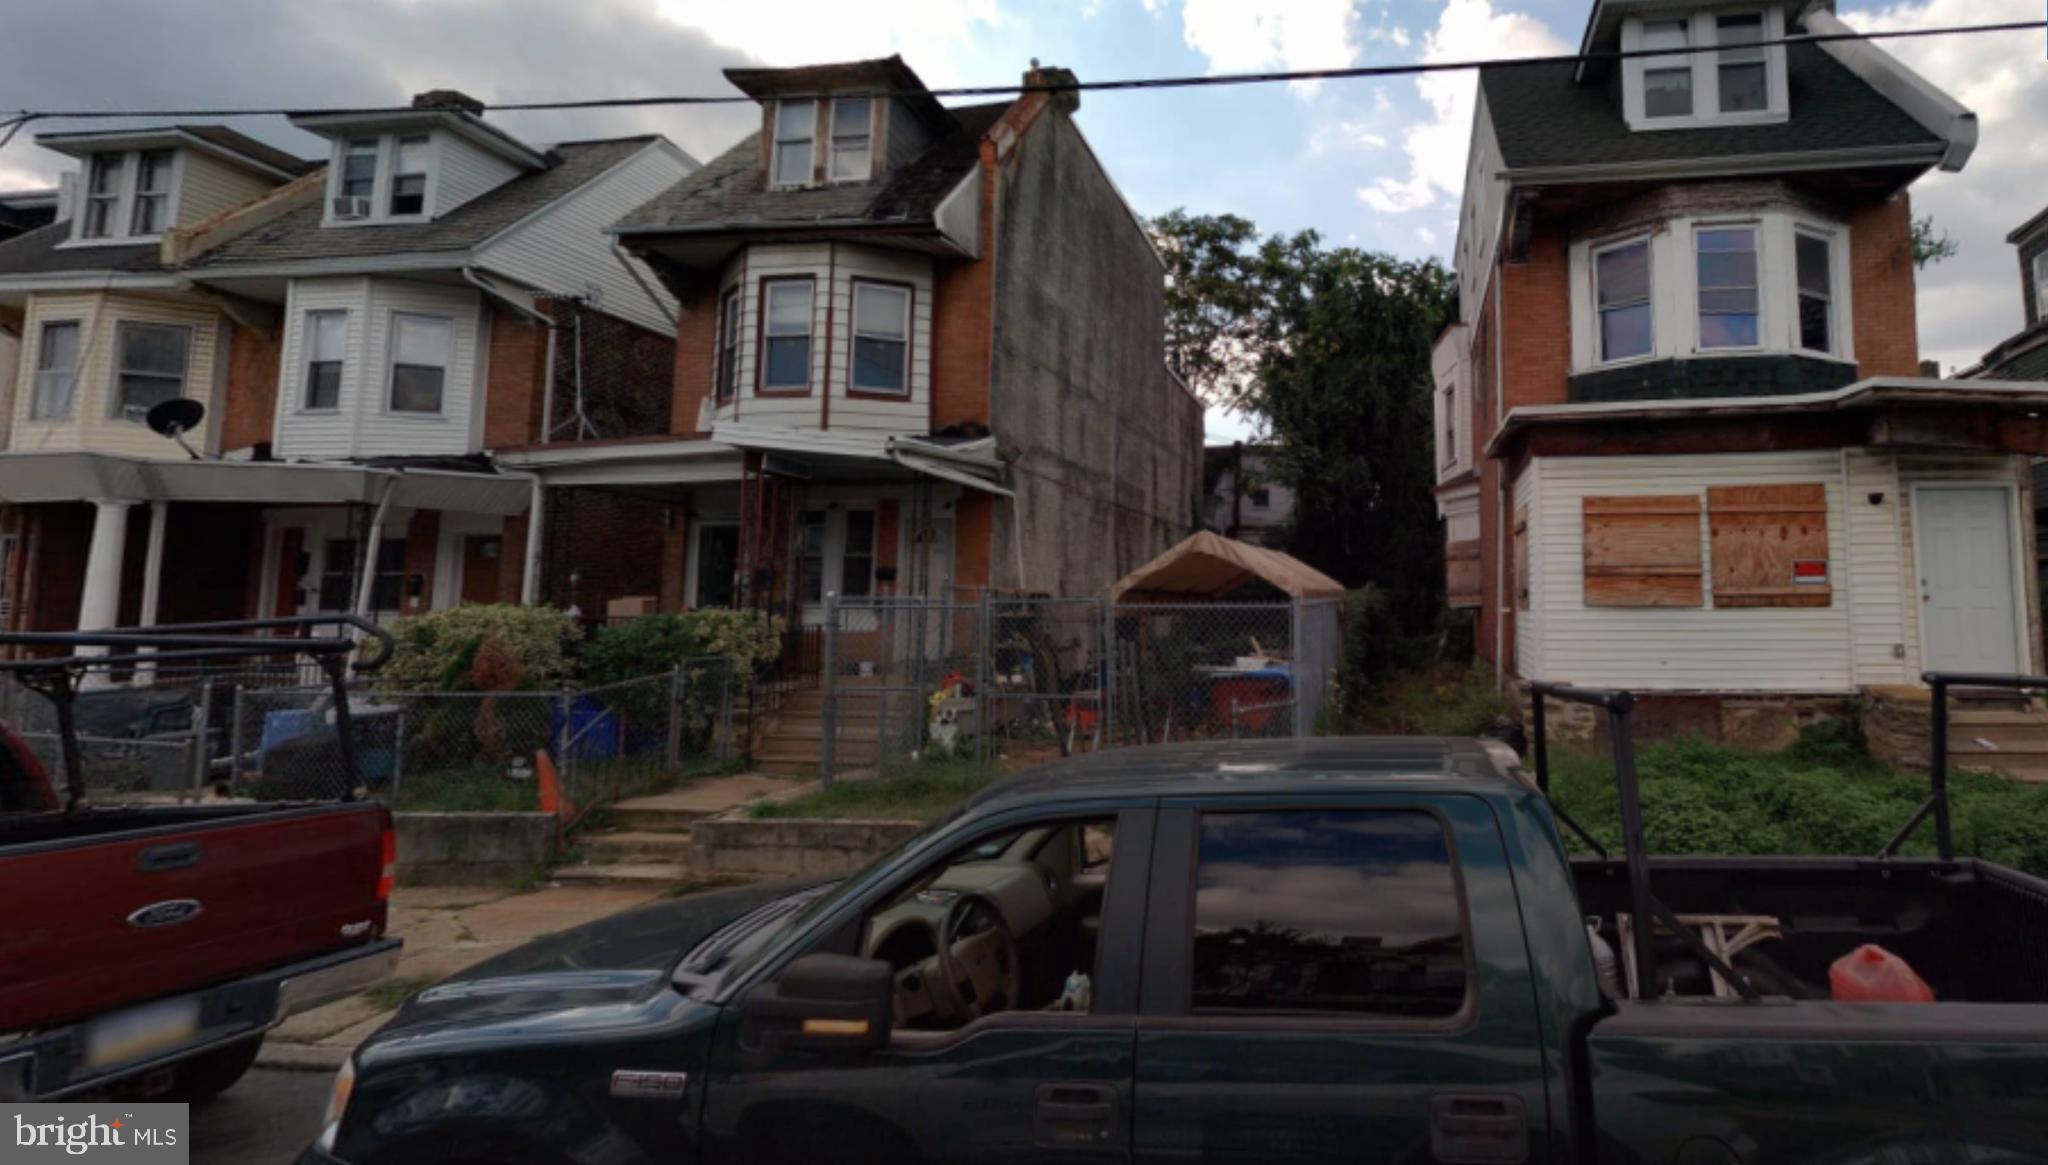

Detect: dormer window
[324,133,437,224]
[830,97,872,181]
[340,139,377,206]
[81,155,123,239]
[1622,8,1787,131]
[129,151,172,236]
[390,136,429,216]
[773,100,815,187]
[2033,252,2048,324]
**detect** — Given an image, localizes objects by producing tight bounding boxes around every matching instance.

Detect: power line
[0,19,2037,130]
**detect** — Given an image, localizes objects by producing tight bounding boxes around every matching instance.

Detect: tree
[1911,215,1959,269]
[1153,208,1266,407]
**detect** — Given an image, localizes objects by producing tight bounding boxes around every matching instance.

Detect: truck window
[1190,809,1468,1018]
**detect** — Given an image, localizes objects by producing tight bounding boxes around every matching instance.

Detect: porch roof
[497,425,1012,496]
[0,451,534,515]
[1485,377,2048,461]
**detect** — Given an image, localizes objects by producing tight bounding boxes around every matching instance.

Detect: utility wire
[0,19,2037,128]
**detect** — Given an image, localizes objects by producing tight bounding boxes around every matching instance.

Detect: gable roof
[1480,42,1939,174]
[614,101,1007,236]
[0,221,166,278]
[186,136,658,270]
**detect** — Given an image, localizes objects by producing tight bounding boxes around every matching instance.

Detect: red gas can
[1829,943,1934,1002]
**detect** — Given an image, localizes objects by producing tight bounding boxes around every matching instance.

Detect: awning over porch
[495,424,1013,496]
[1112,531,1344,602]
[0,451,534,515]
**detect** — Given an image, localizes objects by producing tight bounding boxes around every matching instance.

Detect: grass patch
[393,765,539,812]
[1548,725,2048,877]
[750,752,999,822]
[1347,660,1514,737]
[362,975,437,1011]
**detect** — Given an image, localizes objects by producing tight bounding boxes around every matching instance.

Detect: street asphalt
[191,1068,331,1164]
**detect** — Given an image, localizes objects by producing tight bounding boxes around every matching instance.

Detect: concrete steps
[580,830,695,864]
[552,861,695,888]
[1948,704,2048,784]
[560,774,809,881]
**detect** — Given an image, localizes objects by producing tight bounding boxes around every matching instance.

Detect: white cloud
[1177,0,1358,97]
[660,0,1003,86]
[1843,0,2048,371]
[1307,120,1387,156]
[1416,225,1438,247]
[1356,0,1565,214]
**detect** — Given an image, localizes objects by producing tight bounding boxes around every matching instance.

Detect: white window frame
[2032,251,2048,325]
[1620,7,1788,132]
[80,153,124,241]
[759,278,814,392]
[65,149,185,247]
[386,312,452,416]
[1638,18,1696,121]
[1713,12,1770,115]
[849,281,912,396]
[1792,226,1837,356]
[716,285,743,403]
[387,135,431,218]
[29,320,81,421]
[302,309,349,412]
[110,321,193,422]
[128,149,174,237]
[323,132,440,227]
[1693,222,1763,353]
[829,96,874,183]
[1592,235,1656,367]
[772,100,817,188]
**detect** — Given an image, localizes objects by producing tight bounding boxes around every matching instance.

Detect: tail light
[376,827,396,901]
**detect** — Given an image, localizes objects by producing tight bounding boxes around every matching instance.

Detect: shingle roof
[1972,324,2048,382]
[0,221,165,277]
[1479,43,1939,172]
[187,136,658,269]
[615,102,1007,234]
[37,124,310,177]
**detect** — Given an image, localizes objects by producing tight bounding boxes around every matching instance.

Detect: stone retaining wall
[1513,682,1846,750]
[395,811,557,886]
[689,817,923,878]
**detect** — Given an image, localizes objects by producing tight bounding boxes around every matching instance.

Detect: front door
[1916,487,2022,674]
[459,535,502,605]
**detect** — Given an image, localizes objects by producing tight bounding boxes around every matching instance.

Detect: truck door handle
[137,841,202,873]
[1034,1082,1117,1148]
[1430,1093,1528,1164]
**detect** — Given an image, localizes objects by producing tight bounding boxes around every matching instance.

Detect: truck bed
[1572,854,2048,1003]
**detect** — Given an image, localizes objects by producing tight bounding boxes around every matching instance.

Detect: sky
[1,0,2041,445]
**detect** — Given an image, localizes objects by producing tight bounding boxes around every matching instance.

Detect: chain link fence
[811,594,1341,782]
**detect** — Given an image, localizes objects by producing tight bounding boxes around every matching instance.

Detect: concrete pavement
[192,1069,330,1164]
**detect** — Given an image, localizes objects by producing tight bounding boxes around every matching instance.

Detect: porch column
[133,501,169,684]
[78,499,137,688]
[521,478,545,605]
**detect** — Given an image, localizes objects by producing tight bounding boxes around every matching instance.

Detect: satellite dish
[145,398,206,460]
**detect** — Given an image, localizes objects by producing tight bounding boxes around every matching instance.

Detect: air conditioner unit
[331,196,371,220]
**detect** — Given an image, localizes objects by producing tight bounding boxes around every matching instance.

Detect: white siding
[827,247,930,434]
[9,290,225,459]
[177,151,277,227]
[1529,450,1854,692]
[272,277,482,460]
[1514,461,1543,679]
[1844,449,1909,685]
[475,142,691,336]
[432,134,522,218]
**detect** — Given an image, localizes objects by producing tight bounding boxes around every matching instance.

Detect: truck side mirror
[742,953,893,1055]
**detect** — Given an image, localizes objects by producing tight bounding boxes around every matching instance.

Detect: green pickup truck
[304,687,2048,1165]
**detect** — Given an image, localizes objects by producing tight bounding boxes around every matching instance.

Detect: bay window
[113,322,192,420]
[31,321,80,420]
[773,100,815,187]
[717,287,742,402]
[1795,230,1835,354]
[830,97,873,181]
[761,280,814,391]
[304,310,348,409]
[388,313,451,414]
[1695,225,1760,350]
[851,282,911,393]
[1595,239,1653,363]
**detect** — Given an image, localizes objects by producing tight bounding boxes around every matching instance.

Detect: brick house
[1433,1,2048,739]
[0,97,695,637]
[499,57,1203,632]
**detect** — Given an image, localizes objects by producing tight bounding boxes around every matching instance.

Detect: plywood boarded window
[1583,496,1703,607]
[1707,484,1831,607]
[1513,506,1531,610]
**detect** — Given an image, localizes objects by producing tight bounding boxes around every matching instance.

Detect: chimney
[1023,63,1081,115]
[411,89,486,117]
[1918,359,1942,380]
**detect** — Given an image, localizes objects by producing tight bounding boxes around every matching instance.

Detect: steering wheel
[934,892,1020,1023]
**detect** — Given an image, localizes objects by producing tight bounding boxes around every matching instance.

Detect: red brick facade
[1849,193,1921,379]
[484,305,548,449]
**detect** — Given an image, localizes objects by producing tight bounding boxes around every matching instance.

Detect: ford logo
[127,899,204,929]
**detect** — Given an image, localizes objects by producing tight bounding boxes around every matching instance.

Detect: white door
[1916,487,2022,675]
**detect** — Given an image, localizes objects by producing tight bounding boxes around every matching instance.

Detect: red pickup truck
[0,618,401,1103]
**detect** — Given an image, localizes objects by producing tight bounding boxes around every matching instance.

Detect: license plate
[82,997,202,1070]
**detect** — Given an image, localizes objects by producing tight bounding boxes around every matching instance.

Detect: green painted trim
[1569,355,1861,404]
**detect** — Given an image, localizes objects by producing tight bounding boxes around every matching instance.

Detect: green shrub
[381,604,581,692]
[582,609,785,687]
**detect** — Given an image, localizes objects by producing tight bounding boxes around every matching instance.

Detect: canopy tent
[1111,531,1343,603]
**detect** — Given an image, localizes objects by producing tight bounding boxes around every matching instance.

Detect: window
[304,310,348,409]
[1696,225,1759,349]
[1190,810,1467,1017]
[318,537,406,612]
[2031,251,2046,325]
[1795,231,1834,354]
[339,139,378,202]
[695,524,739,609]
[389,135,429,216]
[830,97,872,181]
[1717,14,1768,113]
[1440,386,1458,468]
[851,282,911,393]
[129,150,173,235]
[30,321,80,420]
[1583,495,1703,607]
[1707,484,1830,607]
[717,287,742,402]
[1641,19,1693,119]
[1594,239,1653,362]
[388,313,451,414]
[760,280,813,391]
[82,155,123,240]
[800,510,827,603]
[773,99,815,186]
[112,322,191,420]
[1248,488,1271,509]
[841,510,875,597]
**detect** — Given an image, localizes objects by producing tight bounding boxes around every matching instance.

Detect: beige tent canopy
[1111,531,1344,602]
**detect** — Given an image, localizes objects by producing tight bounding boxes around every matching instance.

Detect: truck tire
[160,1036,264,1105]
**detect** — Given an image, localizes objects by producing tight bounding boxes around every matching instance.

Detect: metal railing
[1887,670,2048,862]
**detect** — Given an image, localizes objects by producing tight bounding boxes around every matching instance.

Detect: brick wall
[486,300,678,449]
[220,323,282,454]
[1500,220,1572,412]
[539,487,674,615]
[931,152,997,431]
[24,504,90,633]
[483,305,546,449]
[670,275,721,438]
[1849,193,1920,379]
[155,504,263,625]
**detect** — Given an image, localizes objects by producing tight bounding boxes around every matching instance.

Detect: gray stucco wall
[986,110,1203,595]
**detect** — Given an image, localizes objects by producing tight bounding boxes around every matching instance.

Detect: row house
[1433,0,2048,741]
[502,57,1202,630]
[0,95,694,638]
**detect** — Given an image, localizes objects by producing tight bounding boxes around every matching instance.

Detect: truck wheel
[160,1037,264,1104]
